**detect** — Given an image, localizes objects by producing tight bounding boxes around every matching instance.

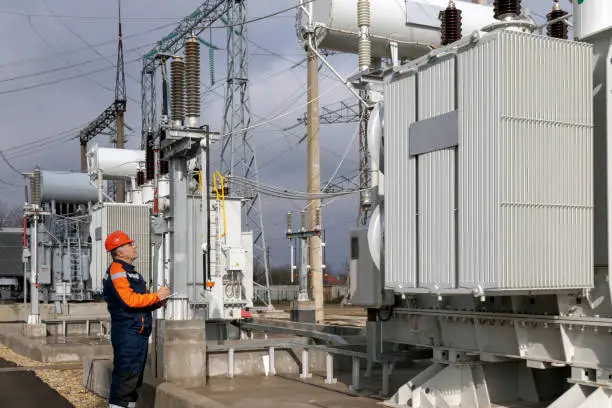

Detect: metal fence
[253,285,348,305]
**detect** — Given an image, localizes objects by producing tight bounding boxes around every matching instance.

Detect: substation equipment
[22,37,254,325]
[298,0,612,406]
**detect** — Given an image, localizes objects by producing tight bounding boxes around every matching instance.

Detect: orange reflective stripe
[110,263,159,308]
[139,315,144,334]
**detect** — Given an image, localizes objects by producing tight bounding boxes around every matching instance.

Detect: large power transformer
[343,0,612,406]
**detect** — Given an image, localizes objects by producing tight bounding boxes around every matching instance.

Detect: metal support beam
[220,0,271,307]
[140,0,227,148]
[297,98,361,126]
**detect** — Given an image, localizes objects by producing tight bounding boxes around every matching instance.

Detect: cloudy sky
[0,0,573,275]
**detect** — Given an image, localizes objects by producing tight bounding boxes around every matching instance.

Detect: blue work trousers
[109,331,149,407]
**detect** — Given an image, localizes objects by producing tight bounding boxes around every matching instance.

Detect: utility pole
[306,38,324,323]
[286,210,320,322]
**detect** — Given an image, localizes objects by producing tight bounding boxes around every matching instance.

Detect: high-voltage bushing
[493,0,521,20]
[136,170,145,186]
[160,159,169,176]
[145,132,154,181]
[546,0,568,39]
[357,0,371,72]
[441,1,462,45]
[185,35,201,127]
[31,166,41,206]
[170,57,185,127]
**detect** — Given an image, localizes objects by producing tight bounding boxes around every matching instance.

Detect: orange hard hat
[105,230,134,252]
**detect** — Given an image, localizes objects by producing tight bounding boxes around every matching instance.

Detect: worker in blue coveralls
[103,230,170,408]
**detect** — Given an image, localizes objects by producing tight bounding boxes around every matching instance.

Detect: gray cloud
[0,0,574,271]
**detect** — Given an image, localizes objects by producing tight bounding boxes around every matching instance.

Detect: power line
[41,0,142,94]
[0,10,296,22]
[0,2,317,97]
[0,53,143,96]
[0,20,180,70]
[210,2,314,29]
[0,151,25,176]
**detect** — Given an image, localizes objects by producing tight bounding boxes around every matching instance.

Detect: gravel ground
[0,343,106,408]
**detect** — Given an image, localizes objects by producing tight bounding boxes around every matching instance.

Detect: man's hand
[157,286,170,300]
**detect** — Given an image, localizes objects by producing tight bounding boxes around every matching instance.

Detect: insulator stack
[209,47,215,85]
[145,132,154,181]
[441,1,462,46]
[185,36,201,127]
[170,57,185,126]
[493,0,521,20]
[31,167,41,206]
[136,170,145,186]
[357,0,371,71]
[546,1,568,39]
[160,160,169,176]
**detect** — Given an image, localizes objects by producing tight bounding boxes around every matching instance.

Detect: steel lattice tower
[220,0,271,305]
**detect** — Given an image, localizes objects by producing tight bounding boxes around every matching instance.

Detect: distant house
[324,275,342,286]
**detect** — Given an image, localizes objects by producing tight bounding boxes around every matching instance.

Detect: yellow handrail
[213,171,227,238]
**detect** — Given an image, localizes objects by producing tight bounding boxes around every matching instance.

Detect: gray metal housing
[40,171,98,204]
[384,30,594,293]
[0,229,24,278]
[89,203,151,293]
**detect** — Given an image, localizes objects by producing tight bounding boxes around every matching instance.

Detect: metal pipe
[23,217,27,320]
[307,37,369,107]
[97,170,103,203]
[28,216,39,324]
[606,43,612,286]
[205,134,211,284]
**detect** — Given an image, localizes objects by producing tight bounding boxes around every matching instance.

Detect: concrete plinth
[154,320,207,388]
[290,300,315,323]
[22,323,47,338]
[83,356,113,398]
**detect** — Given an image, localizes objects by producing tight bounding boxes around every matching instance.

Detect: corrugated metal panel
[187,197,205,298]
[495,31,593,289]
[0,230,24,278]
[457,35,500,289]
[89,209,104,293]
[417,56,456,289]
[104,204,152,288]
[384,73,418,289]
[384,30,593,292]
[458,30,593,290]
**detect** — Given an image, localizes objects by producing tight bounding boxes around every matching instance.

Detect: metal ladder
[66,220,84,300]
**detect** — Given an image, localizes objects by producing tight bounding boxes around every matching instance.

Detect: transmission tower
[78,0,127,202]
[357,90,371,226]
[295,96,372,226]
[114,0,126,202]
[220,0,271,305]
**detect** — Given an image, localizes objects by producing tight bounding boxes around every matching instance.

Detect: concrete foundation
[153,320,207,388]
[0,323,111,363]
[0,302,109,323]
[154,383,229,408]
[22,323,47,338]
[290,300,315,323]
